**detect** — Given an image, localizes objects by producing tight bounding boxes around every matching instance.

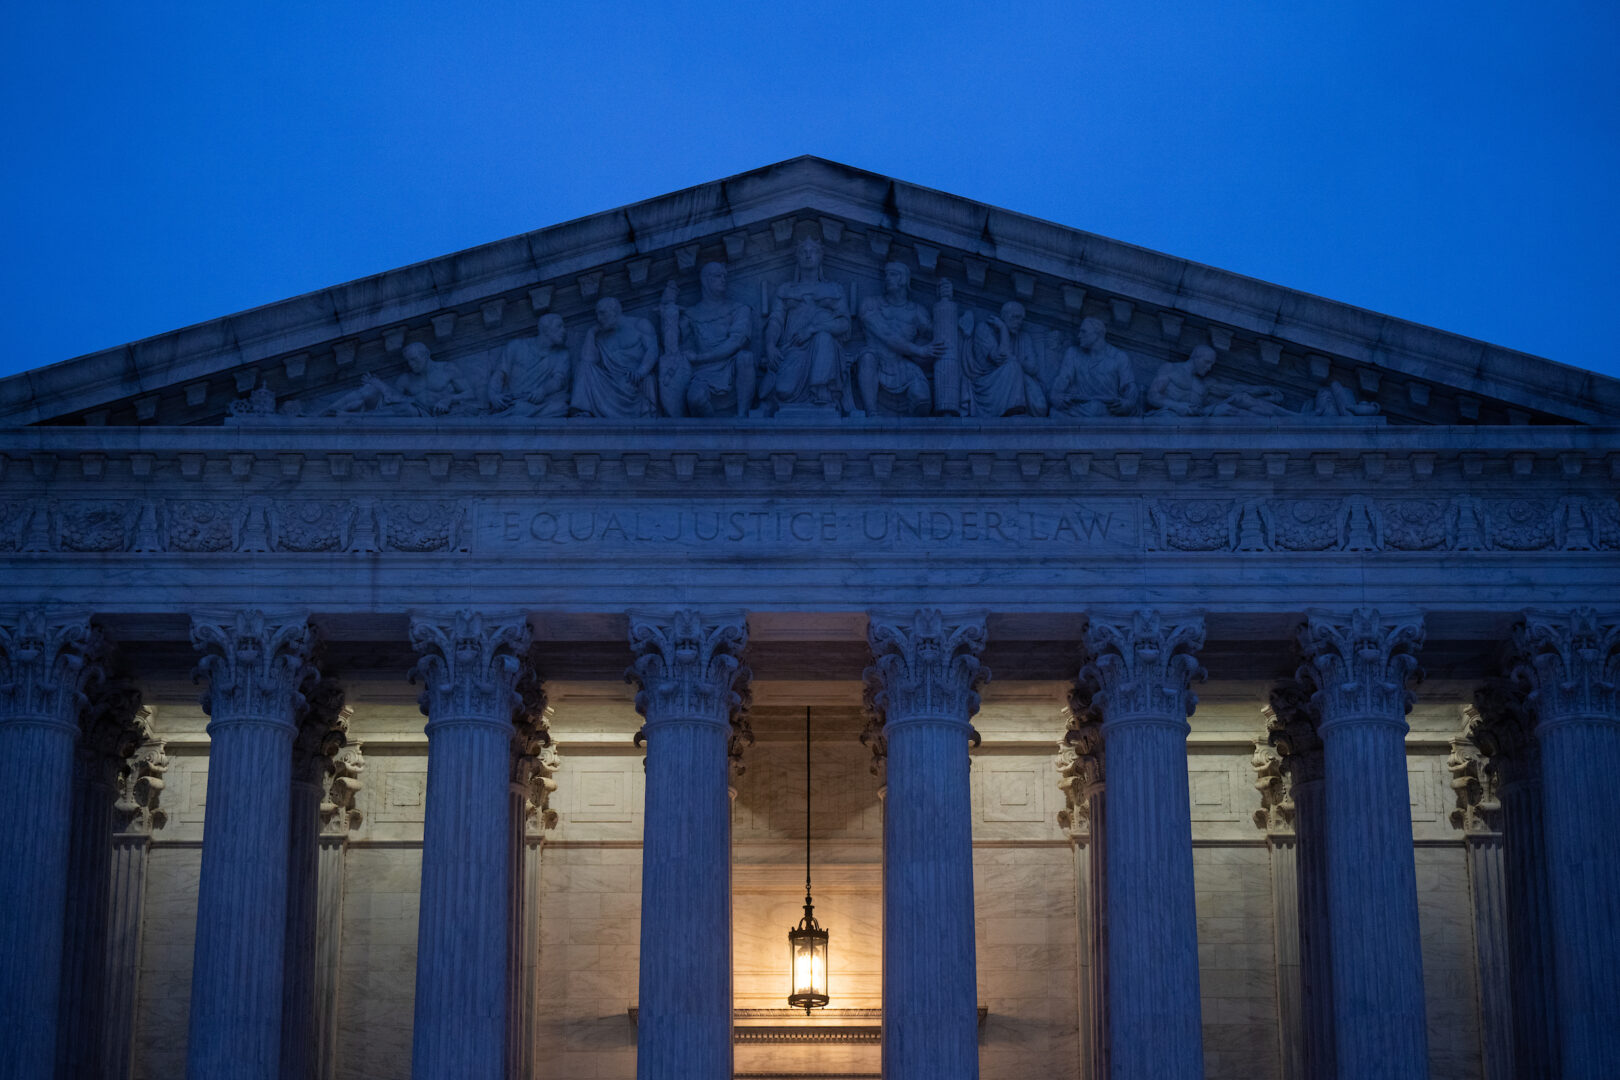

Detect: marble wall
[121,677,1491,1079]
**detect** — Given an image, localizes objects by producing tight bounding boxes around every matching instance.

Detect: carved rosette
[1446,718,1502,834]
[76,677,148,790]
[1295,608,1424,730]
[293,678,350,787]
[863,610,989,733]
[1512,608,1620,730]
[320,742,365,836]
[1080,610,1205,726]
[1469,677,1539,789]
[626,609,750,729]
[190,611,318,726]
[409,611,533,724]
[0,611,103,730]
[114,711,168,835]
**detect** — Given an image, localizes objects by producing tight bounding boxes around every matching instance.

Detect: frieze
[1145,495,1620,553]
[3,493,1618,556]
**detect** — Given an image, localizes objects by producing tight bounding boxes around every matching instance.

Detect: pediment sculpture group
[306,237,1377,422]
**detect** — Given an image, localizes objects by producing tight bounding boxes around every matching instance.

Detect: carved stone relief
[213,227,1397,427]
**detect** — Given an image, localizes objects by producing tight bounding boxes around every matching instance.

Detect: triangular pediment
[3,156,1615,428]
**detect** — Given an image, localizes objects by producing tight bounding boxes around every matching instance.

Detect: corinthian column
[186,611,317,1080]
[281,680,348,1080]
[1296,608,1428,1078]
[506,672,555,1080]
[1513,608,1620,1078]
[865,610,987,1080]
[1079,611,1205,1080]
[0,611,101,1080]
[1057,694,1107,1080]
[408,611,533,1080]
[57,677,145,1080]
[1264,682,1334,1080]
[314,740,364,1080]
[1448,714,1512,1080]
[107,727,169,1080]
[1471,679,1557,1079]
[628,610,750,1080]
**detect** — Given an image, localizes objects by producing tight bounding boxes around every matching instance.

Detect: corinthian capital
[1447,723,1501,834]
[77,677,148,789]
[409,611,532,724]
[1512,608,1620,727]
[1469,677,1539,787]
[1080,610,1205,725]
[1296,608,1424,728]
[293,678,350,786]
[114,721,168,835]
[1264,680,1324,785]
[627,609,749,727]
[863,610,988,728]
[0,611,102,729]
[190,611,318,725]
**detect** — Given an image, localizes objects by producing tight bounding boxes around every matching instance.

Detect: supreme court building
[2,158,1617,1080]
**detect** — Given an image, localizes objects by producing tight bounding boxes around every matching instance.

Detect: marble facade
[1,157,1618,1080]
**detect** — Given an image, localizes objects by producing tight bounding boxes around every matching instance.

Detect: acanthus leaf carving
[862,609,989,729]
[77,675,147,790]
[1079,610,1205,724]
[626,609,750,728]
[509,660,560,833]
[1295,608,1424,727]
[1446,716,1502,834]
[0,611,102,729]
[1512,607,1620,727]
[293,677,350,786]
[1057,670,1104,837]
[320,741,365,835]
[190,611,318,725]
[408,610,533,723]
[1469,676,1539,788]
[113,711,168,835]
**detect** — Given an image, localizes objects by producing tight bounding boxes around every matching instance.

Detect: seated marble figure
[855,261,947,416]
[762,235,850,411]
[325,342,478,417]
[1049,317,1142,417]
[569,297,661,419]
[486,312,571,418]
[658,263,756,418]
[961,300,1049,417]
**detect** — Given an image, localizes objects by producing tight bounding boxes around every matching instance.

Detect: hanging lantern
[788,898,829,1011]
[788,706,830,1011]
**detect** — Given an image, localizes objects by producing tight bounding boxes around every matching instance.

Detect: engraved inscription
[477,499,1136,552]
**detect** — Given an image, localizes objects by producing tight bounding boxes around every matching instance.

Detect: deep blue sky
[4,2,1618,380]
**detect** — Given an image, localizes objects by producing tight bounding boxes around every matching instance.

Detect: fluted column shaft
[1298,609,1428,1080]
[1500,774,1557,1079]
[506,780,529,1080]
[57,754,119,1078]
[279,772,323,1079]
[409,611,532,1080]
[1106,717,1203,1078]
[629,610,749,1080]
[1291,777,1335,1080]
[313,834,348,1080]
[186,612,317,1080]
[1516,608,1620,1078]
[1464,834,1512,1080]
[106,833,153,1080]
[1081,611,1205,1080]
[1082,790,1108,1080]
[0,613,99,1080]
[867,610,986,1080]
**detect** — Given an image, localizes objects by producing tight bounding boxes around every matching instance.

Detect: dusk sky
[4,2,1617,380]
